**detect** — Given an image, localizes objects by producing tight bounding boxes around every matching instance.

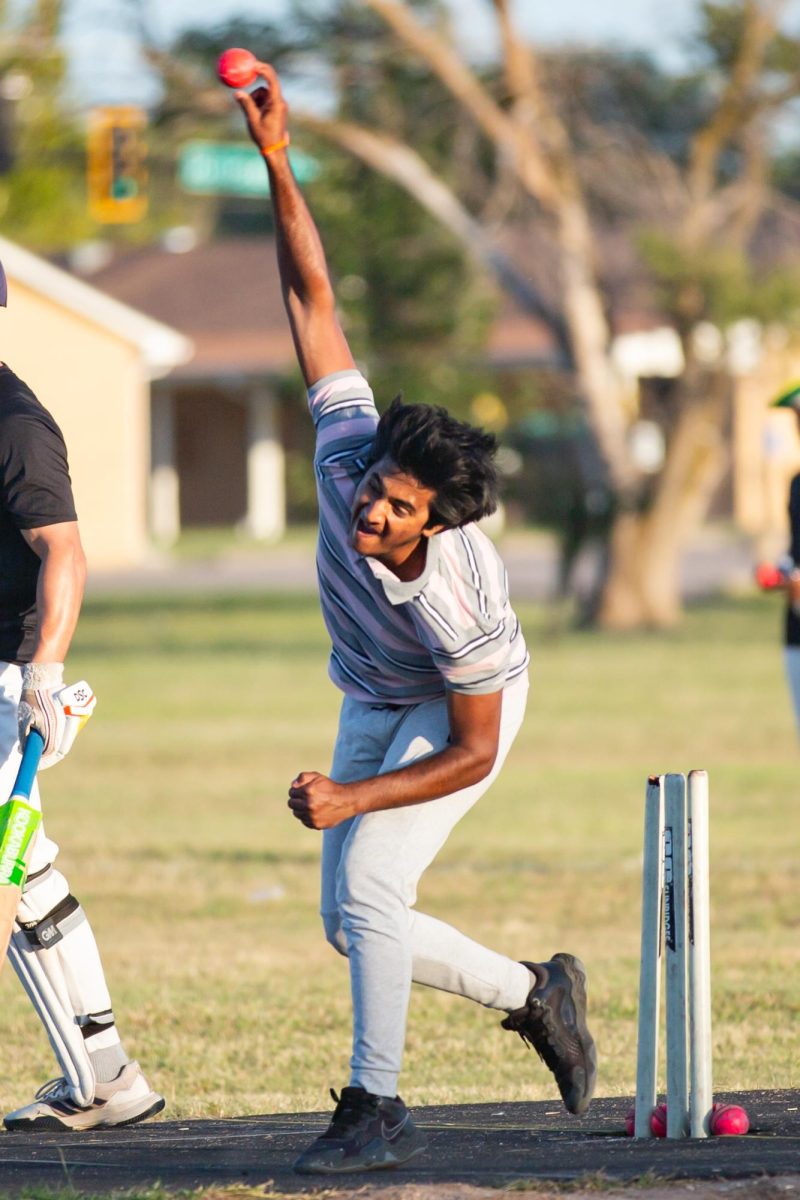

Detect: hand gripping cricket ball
[710,1104,750,1136]
[217,47,258,89]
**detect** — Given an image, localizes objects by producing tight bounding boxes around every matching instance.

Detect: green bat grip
[0,731,45,887]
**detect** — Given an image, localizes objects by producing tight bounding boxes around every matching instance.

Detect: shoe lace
[504,999,573,1077]
[34,1077,72,1102]
[326,1087,374,1137]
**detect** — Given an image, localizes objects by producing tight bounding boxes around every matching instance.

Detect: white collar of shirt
[364,531,442,606]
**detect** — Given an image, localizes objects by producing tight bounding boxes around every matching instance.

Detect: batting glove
[18,666,96,770]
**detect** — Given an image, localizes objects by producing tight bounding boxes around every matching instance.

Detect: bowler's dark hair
[369,397,498,529]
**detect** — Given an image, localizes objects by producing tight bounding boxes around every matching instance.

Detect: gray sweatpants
[320,675,531,1097]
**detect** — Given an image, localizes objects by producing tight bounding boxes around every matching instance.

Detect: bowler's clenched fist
[288,771,358,829]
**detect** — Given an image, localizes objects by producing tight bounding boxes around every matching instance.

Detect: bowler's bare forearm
[288,740,497,831]
[265,151,354,384]
[266,151,332,309]
[354,740,498,813]
[288,690,503,829]
[342,687,501,813]
[235,64,354,385]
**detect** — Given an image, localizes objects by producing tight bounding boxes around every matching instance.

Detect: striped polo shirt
[310,370,529,704]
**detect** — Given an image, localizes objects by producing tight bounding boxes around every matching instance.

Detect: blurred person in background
[757,383,800,736]
[233,62,597,1176]
[0,259,164,1130]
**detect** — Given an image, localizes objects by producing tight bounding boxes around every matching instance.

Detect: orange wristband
[261,133,290,157]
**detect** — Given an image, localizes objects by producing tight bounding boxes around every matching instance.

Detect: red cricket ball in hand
[217,48,258,89]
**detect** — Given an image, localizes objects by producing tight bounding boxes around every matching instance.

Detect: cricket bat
[0,679,96,969]
[0,729,45,965]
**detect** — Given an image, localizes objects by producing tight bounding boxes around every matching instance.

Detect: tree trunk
[598,374,730,628]
[555,192,638,496]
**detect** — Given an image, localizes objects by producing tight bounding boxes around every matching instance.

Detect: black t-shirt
[786,472,800,647]
[0,365,77,663]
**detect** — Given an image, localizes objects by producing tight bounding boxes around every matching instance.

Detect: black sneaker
[293,1086,428,1175]
[501,952,597,1116]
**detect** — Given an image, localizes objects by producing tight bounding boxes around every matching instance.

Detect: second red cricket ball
[710,1104,750,1136]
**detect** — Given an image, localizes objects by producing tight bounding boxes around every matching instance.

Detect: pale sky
[58,0,800,110]
[146,0,700,56]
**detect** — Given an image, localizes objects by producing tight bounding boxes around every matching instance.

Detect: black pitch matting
[0,1091,797,1192]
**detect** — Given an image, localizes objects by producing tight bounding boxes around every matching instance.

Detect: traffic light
[87,106,148,223]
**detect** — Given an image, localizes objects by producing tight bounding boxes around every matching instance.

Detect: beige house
[88,238,301,547]
[0,235,192,569]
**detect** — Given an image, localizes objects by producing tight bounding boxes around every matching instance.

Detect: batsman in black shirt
[0,256,164,1130]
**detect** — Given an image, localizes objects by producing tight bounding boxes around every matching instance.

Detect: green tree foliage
[701,0,800,74]
[0,0,97,247]
[305,156,495,372]
[640,230,800,332]
[0,0,197,247]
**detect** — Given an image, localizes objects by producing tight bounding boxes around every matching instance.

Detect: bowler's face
[350,455,442,569]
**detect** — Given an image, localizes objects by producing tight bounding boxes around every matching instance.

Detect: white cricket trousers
[0,661,60,871]
[320,674,532,1098]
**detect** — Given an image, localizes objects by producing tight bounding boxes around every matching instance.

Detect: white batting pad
[9,866,113,1106]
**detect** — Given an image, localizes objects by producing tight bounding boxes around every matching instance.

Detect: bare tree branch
[360,0,559,208]
[684,0,782,246]
[492,0,543,130]
[491,0,571,173]
[573,120,687,226]
[726,114,769,248]
[295,109,572,358]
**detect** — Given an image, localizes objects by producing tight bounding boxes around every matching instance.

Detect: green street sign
[178,140,318,197]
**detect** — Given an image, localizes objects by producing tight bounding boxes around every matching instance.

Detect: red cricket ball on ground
[650,1102,668,1137]
[217,48,258,89]
[625,1106,635,1136]
[710,1104,750,1136]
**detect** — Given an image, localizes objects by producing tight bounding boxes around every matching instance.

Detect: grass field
[1,586,797,1124]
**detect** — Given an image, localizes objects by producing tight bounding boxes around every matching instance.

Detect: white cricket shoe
[4,1061,165,1131]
